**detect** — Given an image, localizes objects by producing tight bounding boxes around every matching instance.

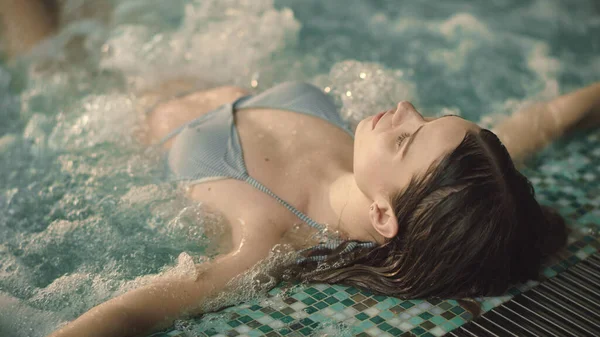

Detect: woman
[49,80,600,337]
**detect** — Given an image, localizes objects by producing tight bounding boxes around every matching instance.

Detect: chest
[236,108,354,188]
[187,108,354,248]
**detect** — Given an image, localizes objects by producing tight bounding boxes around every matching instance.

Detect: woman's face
[353,101,480,200]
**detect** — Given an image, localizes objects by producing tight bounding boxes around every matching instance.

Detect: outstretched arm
[491,82,600,163]
[48,237,276,337]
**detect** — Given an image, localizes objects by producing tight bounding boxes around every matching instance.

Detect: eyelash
[396,133,410,147]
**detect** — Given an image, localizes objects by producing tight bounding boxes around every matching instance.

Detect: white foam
[101,0,301,90]
[0,134,17,153]
[315,60,417,127]
[47,94,137,151]
[0,292,63,337]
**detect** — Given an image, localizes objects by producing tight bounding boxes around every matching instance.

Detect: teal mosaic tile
[450,316,466,327]
[323,287,337,295]
[340,298,353,306]
[298,327,312,335]
[258,325,273,333]
[430,315,445,325]
[375,300,393,311]
[409,316,425,326]
[345,287,359,295]
[329,302,344,311]
[324,296,338,304]
[388,327,403,335]
[370,316,385,324]
[304,288,318,295]
[412,326,427,335]
[291,292,308,301]
[358,320,375,330]
[247,331,262,337]
[400,301,415,309]
[450,306,465,315]
[441,321,456,332]
[308,313,327,322]
[313,301,328,310]
[332,291,349,301]
[378,309,394,320]
[303,306,317,315]
[300,297,316,305]
[379,322,393,331]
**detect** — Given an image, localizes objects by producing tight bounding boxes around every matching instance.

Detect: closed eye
[396,133,410,147]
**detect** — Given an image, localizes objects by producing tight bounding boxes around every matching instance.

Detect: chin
[355,118,368,137]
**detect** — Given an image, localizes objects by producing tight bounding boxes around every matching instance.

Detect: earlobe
[369,202,399,239]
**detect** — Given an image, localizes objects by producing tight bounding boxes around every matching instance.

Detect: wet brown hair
[288,129,568,299]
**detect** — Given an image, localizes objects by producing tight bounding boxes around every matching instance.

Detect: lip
[372,111,386,130]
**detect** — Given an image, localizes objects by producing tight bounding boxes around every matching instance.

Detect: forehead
[404,116,478,164]
[428,116,478,144]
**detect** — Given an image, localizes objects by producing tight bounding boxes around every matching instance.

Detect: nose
[392,101,424,127]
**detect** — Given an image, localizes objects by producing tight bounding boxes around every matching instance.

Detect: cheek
[354,139,391,188]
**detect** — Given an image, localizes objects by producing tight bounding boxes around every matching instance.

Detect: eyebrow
[401,115,457,158]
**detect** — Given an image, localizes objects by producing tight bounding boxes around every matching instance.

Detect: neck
[323,173,385,243]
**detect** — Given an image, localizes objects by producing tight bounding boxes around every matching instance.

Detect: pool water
[0,0,599,336]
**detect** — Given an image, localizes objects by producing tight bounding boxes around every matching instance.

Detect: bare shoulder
[143,84,249,146]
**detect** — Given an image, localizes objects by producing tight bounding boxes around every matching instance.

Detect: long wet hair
[289,129,568,299]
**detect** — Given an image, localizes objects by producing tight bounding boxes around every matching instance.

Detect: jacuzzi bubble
[23,113,53,157]
[47,93,138,151]
[315,60,417,127]
[311,321,354,337]
[101,0,301,91]
[0,134,18,153]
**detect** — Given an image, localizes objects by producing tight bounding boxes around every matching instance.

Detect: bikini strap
[245,176,325,231]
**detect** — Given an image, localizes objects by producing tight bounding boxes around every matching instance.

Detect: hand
[555,82,600,133]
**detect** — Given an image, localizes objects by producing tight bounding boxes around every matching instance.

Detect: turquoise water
[0,0,599,336]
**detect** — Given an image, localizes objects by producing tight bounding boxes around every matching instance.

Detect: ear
[369,199,399,239]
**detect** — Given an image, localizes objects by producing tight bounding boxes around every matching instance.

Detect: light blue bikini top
[158,82,352,231]
[158,82,376,261]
